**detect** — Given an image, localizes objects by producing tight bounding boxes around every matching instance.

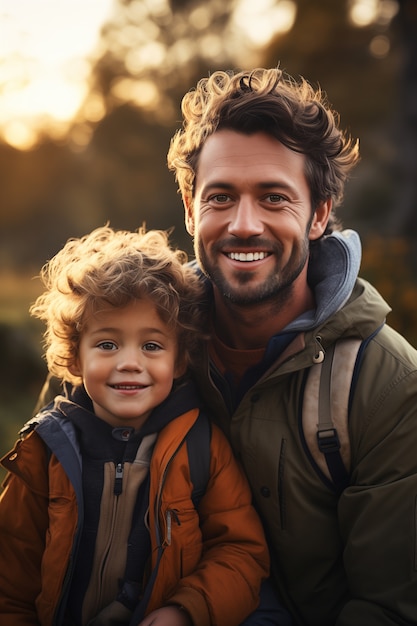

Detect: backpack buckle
[317,428,341,453]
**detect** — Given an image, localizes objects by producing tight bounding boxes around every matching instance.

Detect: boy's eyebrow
[88,326,170,337]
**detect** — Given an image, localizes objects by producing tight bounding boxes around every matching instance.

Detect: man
[167,67,417,625]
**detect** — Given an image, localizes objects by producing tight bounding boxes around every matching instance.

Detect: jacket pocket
[162,502,203,577]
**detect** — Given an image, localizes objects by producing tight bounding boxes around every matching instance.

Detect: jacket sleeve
[0,432,49,625]
[337,333,417,626]
[167,424,270,626]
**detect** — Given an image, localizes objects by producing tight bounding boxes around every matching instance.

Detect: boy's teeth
[114,384,140,389]
[229,252,267,261]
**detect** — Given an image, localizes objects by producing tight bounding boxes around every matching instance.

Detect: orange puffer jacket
[0,405,269,626]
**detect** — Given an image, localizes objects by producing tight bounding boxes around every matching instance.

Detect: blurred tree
[78,0,242,127]
[261,0,417,247]
[385,0,417,240]
[361,236,417,345]
[44,0,257,256]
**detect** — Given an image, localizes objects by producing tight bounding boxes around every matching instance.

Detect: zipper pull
[313,336,325,363]
[165,509,180,546]
[114,462,124,495]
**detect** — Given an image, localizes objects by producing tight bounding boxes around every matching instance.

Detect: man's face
[187,129,329,307]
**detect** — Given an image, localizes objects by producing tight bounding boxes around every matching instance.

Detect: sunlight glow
[233,0,297,47]
[369,34,390,58]
[125,41,166,73]
[349,0,398,27]
[349,0,379,27]
[111,78,160,109]
[2,120,38,150]
[0,0,114,148]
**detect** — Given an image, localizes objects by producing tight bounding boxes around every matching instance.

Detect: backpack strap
[302,338,362,493]
[186,410,212,509]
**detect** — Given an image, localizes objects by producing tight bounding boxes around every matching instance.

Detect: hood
[316,276,391,343]
[285,228,390,342]
[285,229,362,333]
[193,228,390,359]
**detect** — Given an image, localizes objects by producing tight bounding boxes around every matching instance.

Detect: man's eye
[97,341,117,351]
[143,342,162,352]
[210,194,230,203]
[268,194,284,203]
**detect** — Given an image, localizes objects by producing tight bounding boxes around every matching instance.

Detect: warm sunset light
[233,0,296,47]
[348,0,398,27]
[1,0,398,151]
[0,0,114,149]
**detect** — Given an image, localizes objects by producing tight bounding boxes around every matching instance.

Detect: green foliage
[360,236,417,347]
[0,274,47,471]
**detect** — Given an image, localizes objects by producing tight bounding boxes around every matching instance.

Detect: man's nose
[227,199,264,238]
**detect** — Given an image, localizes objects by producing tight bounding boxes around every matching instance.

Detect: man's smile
[227,251,270,262]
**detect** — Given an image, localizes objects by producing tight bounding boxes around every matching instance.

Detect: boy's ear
[184,196,195,236]
[69,359,82,378]
[309,199,332,241]
[174,356,188,380]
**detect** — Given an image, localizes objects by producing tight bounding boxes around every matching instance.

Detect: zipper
[114,462,124,495]
[85,461,133,615]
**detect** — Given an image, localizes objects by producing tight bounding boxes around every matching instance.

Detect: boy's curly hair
[167,67,360,233]
[30,226,207,385]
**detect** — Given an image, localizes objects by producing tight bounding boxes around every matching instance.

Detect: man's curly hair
[167,67,360,233]
[30,226,207,385]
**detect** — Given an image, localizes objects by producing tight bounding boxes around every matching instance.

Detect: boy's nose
[116,350,143,371]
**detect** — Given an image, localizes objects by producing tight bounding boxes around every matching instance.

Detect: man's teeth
[228,251,268,262]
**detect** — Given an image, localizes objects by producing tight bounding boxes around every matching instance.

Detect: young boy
[0,226,270,626]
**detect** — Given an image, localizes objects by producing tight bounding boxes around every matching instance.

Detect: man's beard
[195,235,310,307]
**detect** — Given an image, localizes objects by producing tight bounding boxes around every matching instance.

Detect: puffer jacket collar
[21,378,205,526]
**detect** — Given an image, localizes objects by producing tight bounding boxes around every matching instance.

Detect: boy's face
[71,298,183,430]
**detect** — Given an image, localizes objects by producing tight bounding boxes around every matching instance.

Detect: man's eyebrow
[201,181,234,192]
[201,180,296,193]
[257,181,297,193]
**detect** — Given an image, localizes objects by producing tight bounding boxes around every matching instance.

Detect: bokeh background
[1,0,416,465]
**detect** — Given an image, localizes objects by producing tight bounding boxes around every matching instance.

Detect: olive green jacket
[195,277,417,626]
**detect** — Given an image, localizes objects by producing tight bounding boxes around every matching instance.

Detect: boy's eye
[143,342,162,352]
[97,341,117,351]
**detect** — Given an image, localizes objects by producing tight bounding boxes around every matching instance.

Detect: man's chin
[219,284,278,307]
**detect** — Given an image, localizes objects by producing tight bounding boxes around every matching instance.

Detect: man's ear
[183,196,195,236]
[309,199,332,241]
